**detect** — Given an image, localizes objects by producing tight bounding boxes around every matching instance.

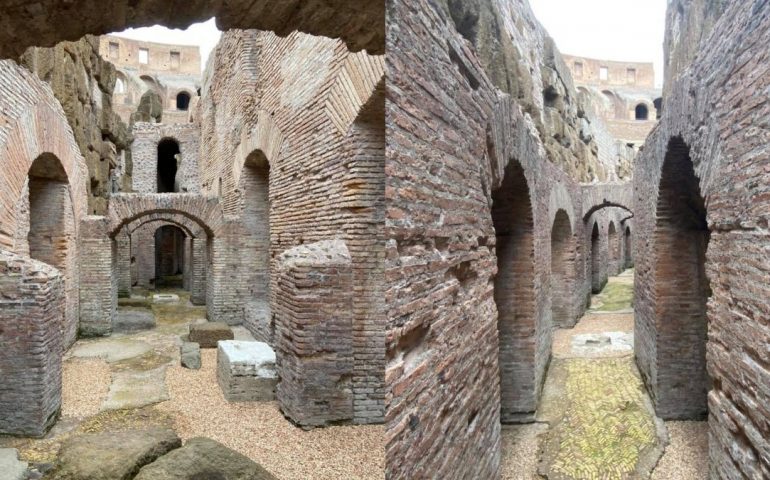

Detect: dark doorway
[157,138,180,193]
[635,104,649,121]
[154,225,186,288]
[176,92,191,111]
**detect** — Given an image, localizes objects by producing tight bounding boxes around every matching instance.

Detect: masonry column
[116,230,131,297]
[78,217,114,336]
[274,239,354,427]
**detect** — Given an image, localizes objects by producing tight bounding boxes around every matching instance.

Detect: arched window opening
[652,137,710,419]
[653,97,663,119]
[635,103,649,121]
[176,92,191,111]
[115,77,126,94]
[590,221,603,293]
[551,210,576,328]
[492,159,538,420]
[154,225,187,288]
[157,138,180,193]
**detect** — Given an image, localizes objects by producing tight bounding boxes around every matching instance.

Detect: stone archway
[642,137,710,420]
[551,209,577,328]
[492,158,537,421]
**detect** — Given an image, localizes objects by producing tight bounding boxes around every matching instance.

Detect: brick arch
[0,1,384,60]
[233,110,283,189]
[124,213,208,241]
[581,183,634,221]
[106,193,225,238]
[325,54,386,135]
[551,209,578,328]
[0,61,89,250]
[492,157,538,420]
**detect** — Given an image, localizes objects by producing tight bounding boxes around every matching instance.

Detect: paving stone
[102,367,169,411]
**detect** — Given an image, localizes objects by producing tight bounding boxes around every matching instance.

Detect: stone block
[180,342,201,370]
[152,293,179,303]
[217,341,277,402]
[188,322,234,348]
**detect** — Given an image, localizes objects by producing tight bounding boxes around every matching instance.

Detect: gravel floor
[61,358,111,418]
[652,421,708,479]
[156,349,384,480]
[500,423,547,479]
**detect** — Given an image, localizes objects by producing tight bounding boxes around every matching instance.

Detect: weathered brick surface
[0,250,64,436]
[131,123,200,194]
[633,1,770,477]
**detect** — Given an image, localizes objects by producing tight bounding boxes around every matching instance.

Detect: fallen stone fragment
[134,437,277,480]
[114,308,156,332]
[52,428,181,480]
[180,342,201,369]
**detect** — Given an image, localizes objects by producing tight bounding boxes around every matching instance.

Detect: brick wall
[200,29,386,424]
[633,1,770,476]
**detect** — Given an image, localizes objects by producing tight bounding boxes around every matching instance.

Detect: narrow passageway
[502,270,708,480]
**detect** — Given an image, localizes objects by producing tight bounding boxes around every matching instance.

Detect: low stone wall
[0,250,63,436]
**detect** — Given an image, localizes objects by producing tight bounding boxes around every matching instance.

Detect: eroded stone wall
[19,36,131,214]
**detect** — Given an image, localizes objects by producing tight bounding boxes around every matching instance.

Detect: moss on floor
[540,358,658,479]
[590,276,634,312]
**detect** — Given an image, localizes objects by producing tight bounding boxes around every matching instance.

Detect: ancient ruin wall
[634,1,770,477]
[200,30,386,425]
[19,36,131,215]
[385,0,637,476]
[131,123,201,193]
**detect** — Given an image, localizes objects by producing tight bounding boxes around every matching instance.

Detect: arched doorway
[157,138,180,193]
[608,221,618,274]
[590,221,602,293]
[624,226,633,268]
[492,159,537,420]
[551,210,576,327]
[635,104,649,120]
[652,137,710,419]
[240,149,271,340]
[176,92,191,111]
[154,225,187,288]
[25,153,79,346]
